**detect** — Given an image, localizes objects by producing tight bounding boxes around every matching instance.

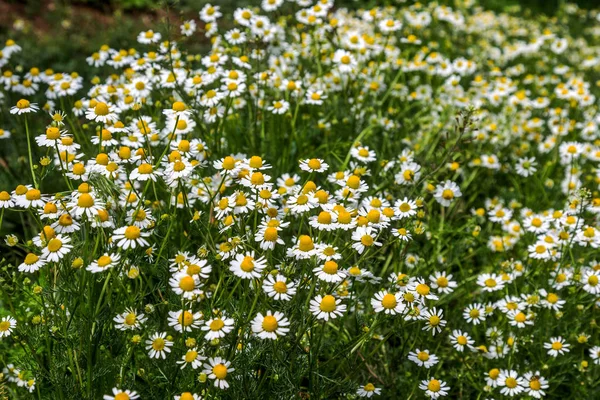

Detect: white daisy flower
[251,311,290,340]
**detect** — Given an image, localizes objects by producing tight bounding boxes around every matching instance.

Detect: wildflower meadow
[1,0,600,398]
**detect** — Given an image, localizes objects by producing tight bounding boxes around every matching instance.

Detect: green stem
[24,116,38,188]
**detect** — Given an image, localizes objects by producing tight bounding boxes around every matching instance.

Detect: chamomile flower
[522,371,549,399]
[177,348,206,370]
[145,332,173,359]
[544,336,570,357]
[371,291,405,315]
[203,357,234,390]
[310,294,346,321]
[18,253,46,273]
[230,252,267,279]
[429,272,457,294]
[419,378,450,399]
[137,30,162,44]
[0,316,17,338]
[313,260,346,283]
[449,330,474,352]
[169,272,201,299]
[41,235,73,262]
[421,307,446,335]
[299,158,329,173]
[130,162,159,182]
[167,310,203,332]
[463,303,486,325]
[356,383,381,397]
[498,370,525,397]
[180,20,197,36]
[477,273,505,292]
[350,146,376,163]
[113,308,147,331]
[251,311,290,340]
[351,227,382,254]
[0,191,14,208]
[263,273,296,301]
[408,349,439,368]
[268,99,289,115]
[433,180,462,207]
[10,98,39,114]
[393,198,418,219]
[589,346,600,365]
[202,314,235,340]
[85,101,117,123]
[111,226,150,250]
[87,253,121,273]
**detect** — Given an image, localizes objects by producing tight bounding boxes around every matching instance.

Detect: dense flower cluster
[1,0,600,399]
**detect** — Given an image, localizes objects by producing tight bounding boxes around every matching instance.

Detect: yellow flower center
[25,189,41,201]
[152,338,165,351]
[307,159,321,169]
[347,175,360,189]
[78,193,95,208]
[240,256,255,272]
[442,189,454,200]
[0,321,10,332]
[506,377,517,388]
[484,278,497,288]
[249,156,263,169]
[213,364,228,380]
[323,261,338,275]
[124,313,137,326]
[94,102,109,116]
[551,341,562,350]
[514,312,526,323]
[47,238,63,252]
[210,318,225,331]
[172,101,186,112]
[138,163,153,174]
[381,293,397,309]
[250,172,264,185]
[124,226,141,240]
[17,99,31,109]
[24,253,39,265]
[222,156,236,170]
[296,194,309,205]
[298,235,314,252]
[416,283,430,296]
[319,295,337,312]
[417,351,429,361]
[179,276,195,291]
[46,127,61,140]
[262,315,278,332]
[427,379,440,392]
[178,311,194,326]
[360,235,374,247]
[273,281,287,293]
[97,255,112,268]
[184,350,198,363]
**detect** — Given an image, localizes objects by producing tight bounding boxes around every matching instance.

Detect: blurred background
[0,0,598,73]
